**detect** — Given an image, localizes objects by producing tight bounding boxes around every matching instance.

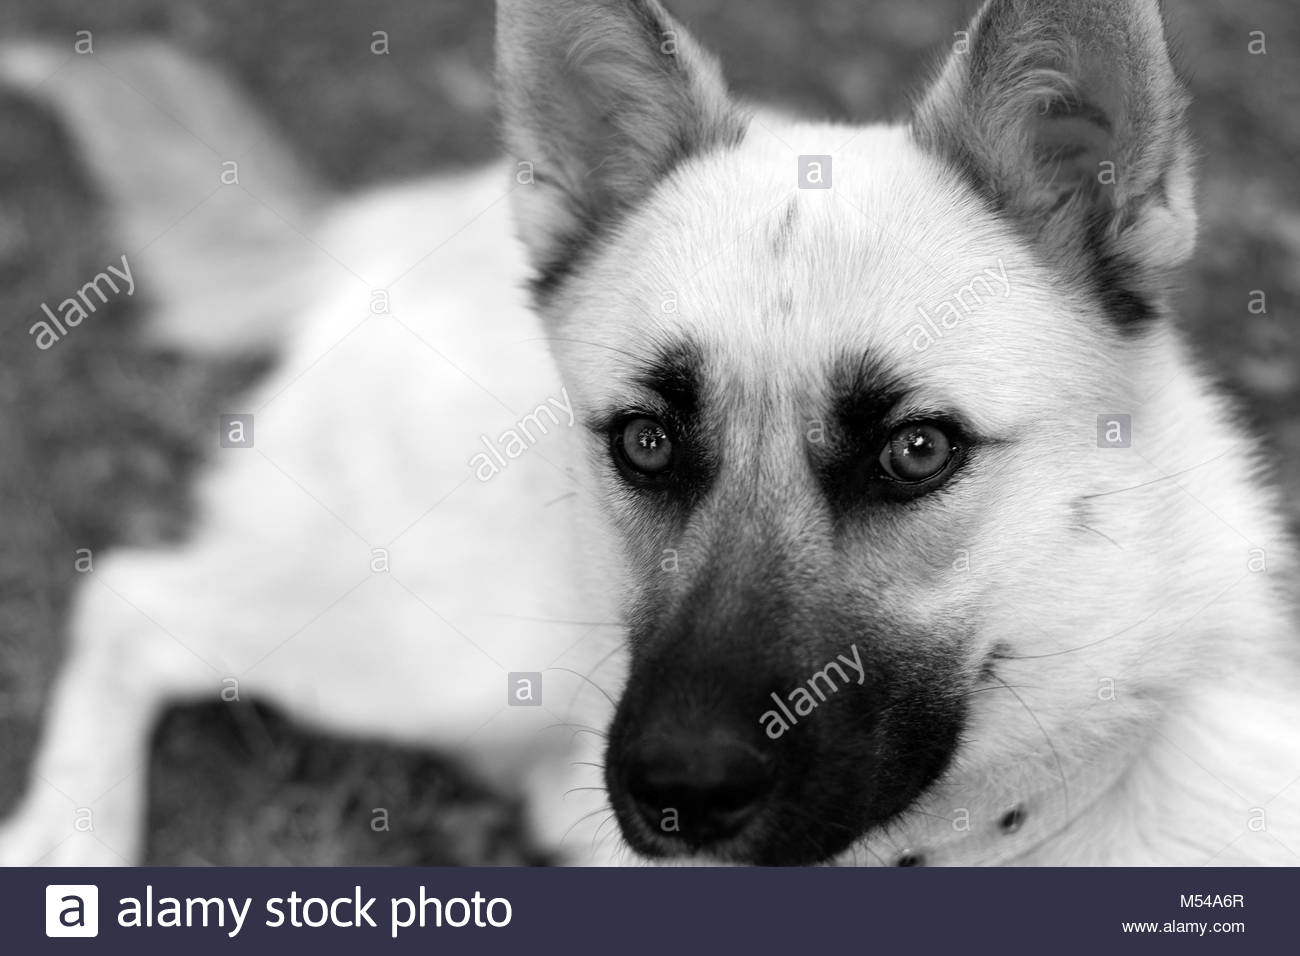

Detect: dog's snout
[625,730,773,844]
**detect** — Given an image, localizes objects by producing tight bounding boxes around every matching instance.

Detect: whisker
[1080,451,1229,501]
[544,721,605,735]
[532,336,645,364]
[997,605,1164,661]
[548,665,617,710]
[564,785,609,797]
[901,807,948,822]
[862,843,892,867]
[543,721,610,743]
[579,641,627,692]
[592,810,621,851]
[989,674,1070,818]
[561,806,613,845]
[962,683,1040,697]
[1079,524,1124,549]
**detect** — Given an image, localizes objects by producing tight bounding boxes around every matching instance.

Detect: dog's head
[498,0,1203,864]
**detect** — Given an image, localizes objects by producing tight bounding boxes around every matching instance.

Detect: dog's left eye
[615,416,674,475]
[878,422,956,484]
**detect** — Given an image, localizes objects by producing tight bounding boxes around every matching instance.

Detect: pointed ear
[496,0,745,296]
[912,0,1195,327]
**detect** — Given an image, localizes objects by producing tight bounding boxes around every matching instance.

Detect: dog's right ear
[496,0,744,296]
[911,0,1195,329]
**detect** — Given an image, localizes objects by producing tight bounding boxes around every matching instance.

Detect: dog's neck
[849,734,1147,867]
[849,622,1298,867]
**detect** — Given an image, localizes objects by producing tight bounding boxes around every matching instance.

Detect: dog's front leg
[0,550,204,866]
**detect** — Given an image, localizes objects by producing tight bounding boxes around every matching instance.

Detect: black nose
[625,729,773,845]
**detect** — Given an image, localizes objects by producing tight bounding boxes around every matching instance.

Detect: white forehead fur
[550,118,1130,438]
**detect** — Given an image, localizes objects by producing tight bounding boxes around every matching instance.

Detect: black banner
[7,866,1285,953]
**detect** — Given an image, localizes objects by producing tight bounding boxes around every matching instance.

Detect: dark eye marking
[590,338,715,503]
[815,354,977,509]
[814,410,971,509]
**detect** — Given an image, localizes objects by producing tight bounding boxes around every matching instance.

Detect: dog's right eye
[874,420,964,496]
[879,422,953,483]
[614,416,675,475]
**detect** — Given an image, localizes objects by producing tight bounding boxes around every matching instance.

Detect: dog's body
[2,0,1298,867]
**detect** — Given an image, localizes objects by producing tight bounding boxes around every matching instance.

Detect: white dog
[2,0,1297,867]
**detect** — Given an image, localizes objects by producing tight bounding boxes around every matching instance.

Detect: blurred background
[0,0,1295,864]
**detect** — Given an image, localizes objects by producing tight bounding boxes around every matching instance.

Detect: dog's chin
[618,823,853,867]
[618,827,827,867]
[611,797,876,867]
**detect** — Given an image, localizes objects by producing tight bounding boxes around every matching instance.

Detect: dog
[1,0,1297,867]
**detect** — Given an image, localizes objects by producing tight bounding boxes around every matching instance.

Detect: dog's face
[497,0,1197,863]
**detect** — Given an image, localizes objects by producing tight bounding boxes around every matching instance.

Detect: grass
[0,0,1295,864]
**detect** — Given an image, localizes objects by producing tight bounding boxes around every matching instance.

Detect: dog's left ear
[912,0,1195,326]
[496,0,743,295]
